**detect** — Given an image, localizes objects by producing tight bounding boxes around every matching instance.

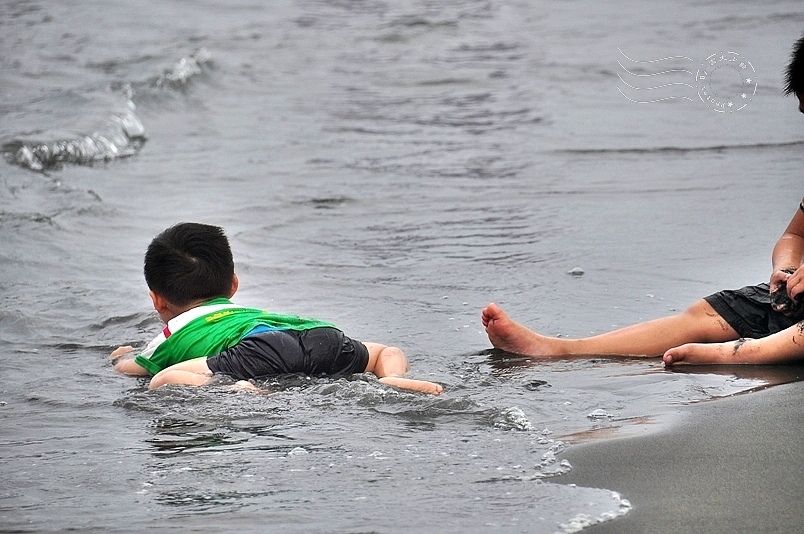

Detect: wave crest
[3,103,146,172]
[150,48,213,89]
[3,48,213,172]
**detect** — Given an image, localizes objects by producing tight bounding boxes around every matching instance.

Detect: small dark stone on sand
[525,380,550,391]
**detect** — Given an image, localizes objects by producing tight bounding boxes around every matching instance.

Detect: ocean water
[1,1,803,532]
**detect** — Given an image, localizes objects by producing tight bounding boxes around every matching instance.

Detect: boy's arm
[114,358,149,376]
[110,346,150,376]
[770,201,804,300]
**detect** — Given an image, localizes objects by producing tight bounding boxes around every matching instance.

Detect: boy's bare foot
[379,376,444,395]
[481,303,560,356]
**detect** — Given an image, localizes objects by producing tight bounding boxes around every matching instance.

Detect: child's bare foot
[379,376,444,395]
[664,339,751,366]
[481,303,560,356]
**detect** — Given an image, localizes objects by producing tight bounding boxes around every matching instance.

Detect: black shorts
[206,327,369,380]
[704,283,804,339]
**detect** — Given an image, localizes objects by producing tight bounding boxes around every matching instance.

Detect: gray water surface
[1,1,803,532]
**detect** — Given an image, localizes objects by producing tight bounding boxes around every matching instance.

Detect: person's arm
[770,200,804,301]
[110,345,150,376]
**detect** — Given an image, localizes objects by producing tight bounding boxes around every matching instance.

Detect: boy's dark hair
[784,33,804,95]
[144,222,234,307]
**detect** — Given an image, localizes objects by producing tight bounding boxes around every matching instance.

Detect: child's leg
[482,299,740,358]
[363,342,443,395]
[664,319,804,365]
[149,357,215,390]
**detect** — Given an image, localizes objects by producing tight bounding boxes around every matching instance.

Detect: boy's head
[144,222,236,310]
[784,33,804,112]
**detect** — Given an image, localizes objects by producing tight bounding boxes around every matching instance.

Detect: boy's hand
[109,346,149,376]
[110,346,135,360]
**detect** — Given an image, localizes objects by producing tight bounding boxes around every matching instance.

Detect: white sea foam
[558,491,633,533]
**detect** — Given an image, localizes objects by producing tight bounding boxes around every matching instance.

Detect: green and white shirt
[134,298,336,375]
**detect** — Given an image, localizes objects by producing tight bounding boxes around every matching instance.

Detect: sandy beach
[557,378,804,533]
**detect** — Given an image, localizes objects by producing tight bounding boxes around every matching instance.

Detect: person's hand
[770,266,803,314]
[786,265,804,303]
[109,346,134,361]
[770,267,795,294]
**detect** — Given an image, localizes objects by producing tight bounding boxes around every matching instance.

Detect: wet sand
[556,379,804,533]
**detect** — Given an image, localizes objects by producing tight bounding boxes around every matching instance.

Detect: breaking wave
[2,48,212,172]
[2,103,146,172]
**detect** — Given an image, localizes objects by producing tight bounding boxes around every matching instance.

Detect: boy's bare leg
[482,300,740,358]
[664,320,804,365]
[363,342,443,395]
[149,357,214,389]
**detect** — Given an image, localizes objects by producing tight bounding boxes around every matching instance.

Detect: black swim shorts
[206,327,370,380]
[704,283,804,339]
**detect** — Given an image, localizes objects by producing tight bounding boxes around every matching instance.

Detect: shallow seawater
[1,1,803,532]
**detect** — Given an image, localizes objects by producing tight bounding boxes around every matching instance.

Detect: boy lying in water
[111,222,443,395]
